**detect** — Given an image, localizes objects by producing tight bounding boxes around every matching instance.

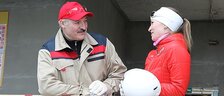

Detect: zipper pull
[75,41,77,51]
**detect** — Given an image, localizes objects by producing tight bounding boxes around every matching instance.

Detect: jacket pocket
[53,60,76,84]
[53,60,74,70]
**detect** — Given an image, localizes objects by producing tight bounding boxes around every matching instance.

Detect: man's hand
[89,80,107,96]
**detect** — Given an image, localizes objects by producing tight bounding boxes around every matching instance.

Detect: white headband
[151,7,183,32]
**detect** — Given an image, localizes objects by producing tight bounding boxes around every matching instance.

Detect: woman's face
[148,20,170,41]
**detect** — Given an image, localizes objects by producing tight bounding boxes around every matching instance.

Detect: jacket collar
[157,33,186,47]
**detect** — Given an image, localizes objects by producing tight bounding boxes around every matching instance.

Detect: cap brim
[69,12,94,21]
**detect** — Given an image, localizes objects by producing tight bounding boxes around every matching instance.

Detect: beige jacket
[37,29,127,96]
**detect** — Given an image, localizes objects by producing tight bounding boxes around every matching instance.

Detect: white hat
[151,7,183,32]
[121,68,161,96]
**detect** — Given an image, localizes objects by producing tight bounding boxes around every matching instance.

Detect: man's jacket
[37,29,127,96]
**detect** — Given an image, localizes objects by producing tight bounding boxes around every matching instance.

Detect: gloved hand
[89,80,108,96]
[119,81,125,96]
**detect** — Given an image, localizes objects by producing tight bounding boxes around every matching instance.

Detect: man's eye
[74,21,79,24]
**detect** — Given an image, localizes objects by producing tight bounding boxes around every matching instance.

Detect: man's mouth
[77,30,86,33]
[77,31,85,33]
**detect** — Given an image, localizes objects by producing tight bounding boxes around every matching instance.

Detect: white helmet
[121,68,161,96]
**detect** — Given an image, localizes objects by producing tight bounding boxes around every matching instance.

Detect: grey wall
[125,20,224,95]
[124,21,152,69]
[190,21,224,95]
[0,0,127,94]
[0,0,62,94]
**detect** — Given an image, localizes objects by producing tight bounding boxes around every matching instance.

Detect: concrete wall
[124,21,152,69]
[190,21,224,95]
[0,0,127,94]
[125,21,224,95]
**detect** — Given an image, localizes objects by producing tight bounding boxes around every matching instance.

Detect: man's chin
[77,35,86,40]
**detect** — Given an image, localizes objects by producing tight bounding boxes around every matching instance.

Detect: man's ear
[58,20,65,28]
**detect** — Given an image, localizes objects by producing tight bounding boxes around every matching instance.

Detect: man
[37,1,127,96]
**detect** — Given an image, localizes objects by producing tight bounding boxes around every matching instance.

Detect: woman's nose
[148,26,152,32]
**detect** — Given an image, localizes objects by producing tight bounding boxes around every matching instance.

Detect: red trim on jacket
[90,45,105,55]
[50,51,78,59]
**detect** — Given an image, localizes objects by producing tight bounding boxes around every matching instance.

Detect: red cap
[58,2,94,21]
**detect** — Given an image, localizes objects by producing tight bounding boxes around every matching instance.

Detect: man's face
[60,17,88,41]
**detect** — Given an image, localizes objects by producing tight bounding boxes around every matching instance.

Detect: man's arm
[103,39,127,95]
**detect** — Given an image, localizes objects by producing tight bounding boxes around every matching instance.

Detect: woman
[145,7,192,96]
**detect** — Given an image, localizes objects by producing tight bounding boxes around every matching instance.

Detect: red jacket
[145,33,190,96]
